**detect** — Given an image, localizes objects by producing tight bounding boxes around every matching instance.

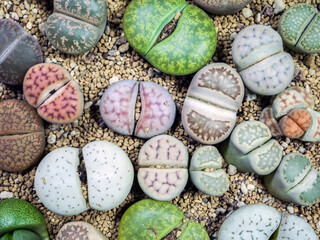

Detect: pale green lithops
[192,0,252,15]
[220,120,282,175]
[56,222,107,240]
[138,135,189,201]
[35,141,134,216]
[264,153,320,206]
[182,63,244,144]
[0,19,43,85]
[46,0,107,54]
[232,25,294,95]
[278,3,320,54]
[189,146,229,196]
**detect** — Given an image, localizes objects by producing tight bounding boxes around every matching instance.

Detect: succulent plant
[123,0,217,75]
[182,63,244,144]
[189,146,229,196]
[137,135,189,201]
[0,19,43,85]
[34,141,134,216]
[192,0,252,15]
[220,120,282,175]
[260,86,320,142]
[218,204,317,240]
[46,0,107,54]
[264,152,320,206]
[232,25,294,95]
[100,80,176,139]
[23,63,84,124]
[118,199,209,240]
[0,198,49,240]
[278,3,320,54]
[56,222,107,240]
[0,99,45,172]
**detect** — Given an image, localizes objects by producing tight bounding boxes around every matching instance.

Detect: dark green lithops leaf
[192,0,252,15]
[12,229,41,240]
[0,19,43,85]
[178,221,209,240]
[46,0,107,54]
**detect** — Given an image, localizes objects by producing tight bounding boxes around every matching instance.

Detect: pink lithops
[259,106,282,137]
[100,80,176,138]
[137,135,189,201]
[23,63,84,124]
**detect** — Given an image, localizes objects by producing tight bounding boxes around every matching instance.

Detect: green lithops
[220,120,282,175]
[189,146,229,196]
[265,153,320,206]
[192,0,252,15]
[123,0,217,75]
[278,3,320,54]
[46,0,107,54]
[118,199,209,240]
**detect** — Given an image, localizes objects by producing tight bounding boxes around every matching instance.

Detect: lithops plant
[46,0,107,54]
[118,199,209,240]
[218,204,317,240]
[137,135,189,201]
[0,19,43,85]
[182,63,244,144]
[34,141,134,216]
[0,99,45,172]
[265,153,320,206]
[189,146,229,196]
[232,25,294,95]
[56,222,107,240]
[23,63,84,124]
[192,0,252,15]
[100,80,176,138]
[220,120,282,175]
[123,0,217,75]
[260,86,320,142]
[278,3,320,54]
[0,198,49,240]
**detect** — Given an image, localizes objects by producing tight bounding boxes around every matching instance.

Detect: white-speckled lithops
[193,0,252,15]
[35,141,134,216]
[218,204,317,240]
[264,153,320,206]
[100,80,176,139]
[220,120,282,175]
[137,135,189,201]
[232,25,294,95]
[278,3,320,54]
[189,146,229,196]
[56,221,108,240]
[182,63,244,144]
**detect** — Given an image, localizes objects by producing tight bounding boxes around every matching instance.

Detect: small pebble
[84,101,93,110]
[287,205,294,214]
[109,76,119,85]
[255,13,261,23]
[47,134,57,144]
[216,207,226,214]
[247,184,255,191]
[38,22,45,34]
[228,164,237,175]
[119,43,129,53]
[11,12,18,20]
[298,146,306,154]
[241,182,248,194]
[26,22,32,30]
[230,32,237,41]
[242,8,252,18]
[0,191,14,199]
[237,201,246,208]
[281,142,288,149]
[273,0,286,14]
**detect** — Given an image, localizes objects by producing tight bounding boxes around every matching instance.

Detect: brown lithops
[0,99,45,172]
[23,63,84,124]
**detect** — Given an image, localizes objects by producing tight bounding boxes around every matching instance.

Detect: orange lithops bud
[279,116,304,139]
[287,108,311,131]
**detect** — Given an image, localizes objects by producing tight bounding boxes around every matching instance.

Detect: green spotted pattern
[300,173,320,204]
[178,221,210,240]
[298,14,320,53]
[236,122,270,146]
[283,154,310,183]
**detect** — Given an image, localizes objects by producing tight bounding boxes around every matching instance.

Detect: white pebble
[0,191,14,199]
[255,13,261,23]
[273,0,286,14]
[130,69,135,76]
[47,134,57,144]
[109,76,119,85]
[237,201,246,208]
[24,0,30,10]
[38,22,45,34]
[242,8,252,18]
[241,182,248,194]
[26,22,33,30]
[281,142,288,149]
[299,146,306,153]
[230,32,237,41]
[216,207,226,214]
[228,164,237,175]
[247,184,255,191]
[0,10,4,19]
[287,205,294,214]
[84,101,93,110]
[11,12,19,20]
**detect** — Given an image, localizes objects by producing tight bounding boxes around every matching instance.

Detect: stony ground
[0,0,320,239]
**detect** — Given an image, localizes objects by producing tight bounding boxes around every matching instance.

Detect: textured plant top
[278,3,320,54]
[182,63,244,144]
[118,199,209,240]
[0,100,45,172]
[23,63,84,124]
[192,0,252,15]
[123,0,217,75]
[46,0,107,54]
[0,19,43,85]
[0,198,49,240]
[100,80,176,139]
[56,222,108,240]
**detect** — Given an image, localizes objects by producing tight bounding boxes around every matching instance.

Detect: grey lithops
[264,153,320,206]
[56,222,108,240]
[35,141,134,216]
[182,63,244,144]
[0,19,43,85]
[232,25,294,95]
[46,0,107,54]
[100,80,176,139]
[192,0,252,15]
[137,135,189,201]
[278,3,320,54]
[220,120,282,175]
[189,146,229,196]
